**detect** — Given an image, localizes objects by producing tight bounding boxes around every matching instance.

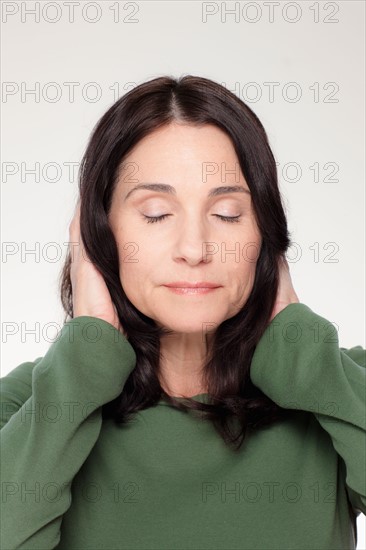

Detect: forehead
[127,122,236,151]
[118,122,246,188]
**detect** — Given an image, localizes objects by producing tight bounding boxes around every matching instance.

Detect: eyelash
[143,214,241,224]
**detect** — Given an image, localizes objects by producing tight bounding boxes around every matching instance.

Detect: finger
[69,204,80,239]
[69,201,82,262]
[279,255,289,271]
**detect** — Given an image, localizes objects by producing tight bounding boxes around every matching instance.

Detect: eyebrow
[124,183,251,201]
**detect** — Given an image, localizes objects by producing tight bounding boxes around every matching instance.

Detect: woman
[1,75,365,549]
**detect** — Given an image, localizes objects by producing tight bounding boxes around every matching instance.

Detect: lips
[163,281,221,288]
[163,282,222,295]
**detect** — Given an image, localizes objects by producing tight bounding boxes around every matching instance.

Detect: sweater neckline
[158,393,210,404]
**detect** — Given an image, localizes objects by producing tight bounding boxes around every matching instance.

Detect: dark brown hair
[59,74,293,452]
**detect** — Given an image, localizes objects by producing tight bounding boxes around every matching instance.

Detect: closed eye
[214,215,241,223]
[142,214,241,224]
[143,214,172,224]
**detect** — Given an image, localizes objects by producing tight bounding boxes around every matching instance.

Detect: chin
[153,310,226,335]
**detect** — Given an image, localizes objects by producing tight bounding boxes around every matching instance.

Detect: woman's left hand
[269,256,300,323]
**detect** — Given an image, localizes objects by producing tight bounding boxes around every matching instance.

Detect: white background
[1,0,365,547]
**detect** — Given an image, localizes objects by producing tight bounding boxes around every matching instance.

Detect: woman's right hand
[69,199,127,337]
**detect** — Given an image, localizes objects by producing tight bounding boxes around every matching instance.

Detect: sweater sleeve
[0,316,136,550]
[250,303,366,517]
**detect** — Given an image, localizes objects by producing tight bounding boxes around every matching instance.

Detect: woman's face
[108,122,262,334]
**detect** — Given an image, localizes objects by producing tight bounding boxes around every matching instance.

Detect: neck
[158,331,213,397]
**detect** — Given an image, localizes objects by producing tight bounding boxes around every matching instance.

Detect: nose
[172,215,213,266]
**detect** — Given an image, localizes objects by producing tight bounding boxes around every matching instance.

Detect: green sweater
[1,303,365,550]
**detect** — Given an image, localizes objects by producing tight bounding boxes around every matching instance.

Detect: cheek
[119,259,145,293]
[118,246,136,269]
[228,244,259,301]
[236,260,257,292]
[243,241,261,263]
[118,245,155,313]
[241,231,261,282]
[118,264,148,315]
[110,221,152,309]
